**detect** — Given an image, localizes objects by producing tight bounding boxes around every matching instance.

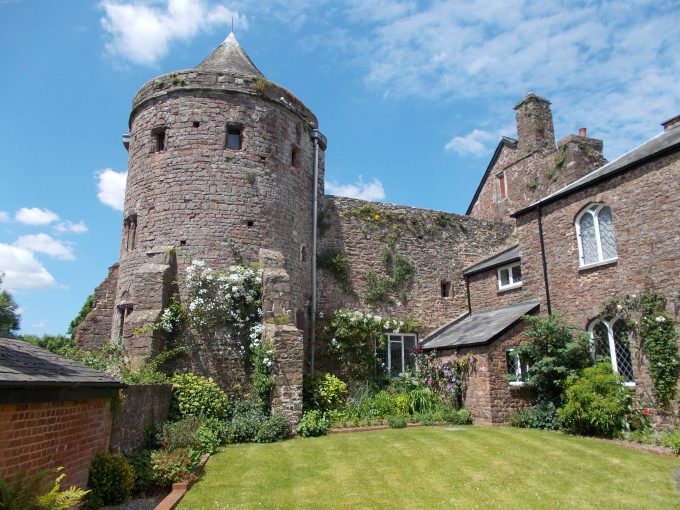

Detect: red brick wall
[0,398,112,489]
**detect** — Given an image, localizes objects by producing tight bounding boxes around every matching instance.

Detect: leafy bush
[170,373,230,421]
[150,449,192,487]
[222,400,290,444]
[305,372,348,413]
[558,363,632,438]
[296,410,331,437]
[125,451,153,494]
[515,314,593,406]
[660,429,680,454]
[0,468,88,510]
[84,452,135,509]
[387,415,407,428]
[158,417,205,450]
[444,408,472,425]
[509,402,560,430]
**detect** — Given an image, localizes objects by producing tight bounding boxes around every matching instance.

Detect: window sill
[624,382,636,388]
[498,283,522,293]
[578,258,618,272]
[508,381,527,387]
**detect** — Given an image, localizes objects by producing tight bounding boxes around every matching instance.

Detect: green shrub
[170,373,230,421]
[660,429,680,454]
[558,363,632,438]
[84,452,135,509]
[125,450,153,494]
[387,415,407,428]
[509,402,559,430]
[444,408,472,425]
[150,449,192,487]
[0,468,88,510]
[296,410,331,437]
[158,417,205,450]
[305,372,348,413]
[256,410,291,443]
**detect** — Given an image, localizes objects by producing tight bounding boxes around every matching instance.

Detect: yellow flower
[374,214,380,220]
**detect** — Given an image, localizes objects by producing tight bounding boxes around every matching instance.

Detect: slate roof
[195,32,264,77]
[465,137,518,215]
[421,301,540,350]
[513,123,680,217]
[463,245,520,276]
[0,337,123,388]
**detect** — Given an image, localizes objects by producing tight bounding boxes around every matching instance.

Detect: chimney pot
[578,127,587,138]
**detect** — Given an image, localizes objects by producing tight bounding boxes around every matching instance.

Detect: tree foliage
[67,294,94,339]
[0,275,20,337]
[515,313,593,406]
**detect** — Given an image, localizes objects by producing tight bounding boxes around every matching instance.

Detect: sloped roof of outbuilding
[0,337,123,388]
[195,32,264,77]
[463,245,520,276]
[421,301,540,350]
[512,122,680,217]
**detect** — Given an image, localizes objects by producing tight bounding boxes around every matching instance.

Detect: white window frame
[506,348,528,386]
[575,203,618,269]
[379,333,417,377]
[497,262,522,291]
[588,318,635,387]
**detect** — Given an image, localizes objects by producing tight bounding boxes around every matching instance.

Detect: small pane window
[377,333,418,377]
[227,129,242,150]
[576,203,618,268]
[498,262,522,290]
[506,348,528,384]
[589,318,635,384]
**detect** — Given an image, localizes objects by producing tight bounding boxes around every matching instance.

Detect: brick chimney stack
[514,93,555,154]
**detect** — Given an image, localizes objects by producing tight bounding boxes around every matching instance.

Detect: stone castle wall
[317,196,515,335]
[74,263,118,351]
[114,74,324,358]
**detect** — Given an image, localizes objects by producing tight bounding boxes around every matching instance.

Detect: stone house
[75,33,680,424]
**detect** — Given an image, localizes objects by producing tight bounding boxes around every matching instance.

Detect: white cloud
[13,234,76,261]
[96,168,127,211]
[54,220,89,234]
[326,177,386,201]
[0,244,57,290]
[444,129,497,157]
[15,207,59,226]
[0,211,8,222]
[101,0,246,66]
[31,320,48,329]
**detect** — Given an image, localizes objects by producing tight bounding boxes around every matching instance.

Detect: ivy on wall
[604,289,680,410]
[317,249,354,294]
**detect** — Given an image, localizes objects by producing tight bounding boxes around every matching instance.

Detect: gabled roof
[195,32,264,77]
[0,337,123,388]
[465,136,518,215]
[512,123,680,217]
[463,245,520,276]
[421,301,539,350]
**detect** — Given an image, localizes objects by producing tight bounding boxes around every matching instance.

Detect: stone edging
[154,453,210,510]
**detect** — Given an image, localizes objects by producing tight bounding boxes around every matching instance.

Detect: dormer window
[151,127,166,152]
[498,262,522,290]
[226,123,243,150]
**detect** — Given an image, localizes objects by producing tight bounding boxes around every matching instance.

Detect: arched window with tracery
[575,204,617,268]
[589,318,635,384]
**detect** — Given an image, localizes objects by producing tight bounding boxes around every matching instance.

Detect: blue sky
[1,0,678,336]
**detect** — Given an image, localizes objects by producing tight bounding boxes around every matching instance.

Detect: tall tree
[0,274,21,337]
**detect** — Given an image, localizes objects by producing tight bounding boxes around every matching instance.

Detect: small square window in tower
[440,280,452,298]
[151,127,166,152]
[226,126,242,150]
[495,172,507,201]
[123,214,137,252]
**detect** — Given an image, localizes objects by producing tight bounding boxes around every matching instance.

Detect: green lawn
[178,426,679,510]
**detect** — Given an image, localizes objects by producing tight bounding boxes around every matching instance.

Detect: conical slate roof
[195,32,264,77]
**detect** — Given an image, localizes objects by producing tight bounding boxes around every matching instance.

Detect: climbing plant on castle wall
[321,309,419,381]
[603,289,680,410]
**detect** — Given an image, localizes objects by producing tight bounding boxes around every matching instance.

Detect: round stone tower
[112,33,324,362]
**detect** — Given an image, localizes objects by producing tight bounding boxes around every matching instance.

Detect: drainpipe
[308,128,327,375]
[536,203,552,315]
